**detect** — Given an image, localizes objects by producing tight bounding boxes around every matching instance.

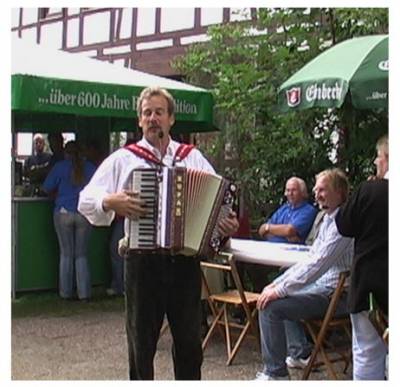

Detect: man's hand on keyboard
[102,190,148,219]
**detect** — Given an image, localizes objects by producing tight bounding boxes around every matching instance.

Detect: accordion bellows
[128,167,235,257]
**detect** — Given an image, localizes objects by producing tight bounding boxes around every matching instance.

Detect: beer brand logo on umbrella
[286,87,301,107]
[378,60,388,71]
[278,35,388,111]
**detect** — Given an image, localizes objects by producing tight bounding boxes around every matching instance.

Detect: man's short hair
[33,133,44,142]
[315,168,349,203]
[136,86,176,117]
[287,176,308,199]
[376,134,388,159]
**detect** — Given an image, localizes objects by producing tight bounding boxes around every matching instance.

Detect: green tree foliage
[173,8,388,227]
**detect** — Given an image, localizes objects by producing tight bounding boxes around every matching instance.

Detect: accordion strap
[173,144,195,164]
[124,143,163,166]
[124,142,195,166]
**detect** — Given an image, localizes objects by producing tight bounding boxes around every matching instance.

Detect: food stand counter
[12,196,111,294]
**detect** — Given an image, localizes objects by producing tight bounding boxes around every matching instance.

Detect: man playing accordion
[78,86,239,380]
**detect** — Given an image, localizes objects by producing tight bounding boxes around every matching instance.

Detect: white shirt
[78,137,215,229]
[273,208,354,297]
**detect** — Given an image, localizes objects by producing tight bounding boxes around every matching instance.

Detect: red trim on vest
[124,143,163,165]
[173,144,195,164]
[124,142,196,165]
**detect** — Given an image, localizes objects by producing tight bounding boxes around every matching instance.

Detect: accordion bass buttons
[210,237,221,251]
[223,183,236,205]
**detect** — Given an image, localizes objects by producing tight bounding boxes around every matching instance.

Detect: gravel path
[12,309,262,380]
[12,307,351,380]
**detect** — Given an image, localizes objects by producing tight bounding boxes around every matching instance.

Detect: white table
[226,238,313,267]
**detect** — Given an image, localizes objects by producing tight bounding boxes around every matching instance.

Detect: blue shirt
[43,159,96,213]
[266,201,317,244]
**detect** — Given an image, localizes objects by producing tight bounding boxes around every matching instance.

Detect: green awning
[12,37,216,133]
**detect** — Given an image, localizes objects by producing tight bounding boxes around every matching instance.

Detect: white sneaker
[285,356,310,369]
[255,371,290,380]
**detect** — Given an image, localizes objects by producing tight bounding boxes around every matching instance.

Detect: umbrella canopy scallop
[278,35,388,111]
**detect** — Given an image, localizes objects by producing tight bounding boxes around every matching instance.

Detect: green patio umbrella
[277,35,388,112]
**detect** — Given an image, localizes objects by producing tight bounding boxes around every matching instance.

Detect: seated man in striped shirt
[254,168,354,380]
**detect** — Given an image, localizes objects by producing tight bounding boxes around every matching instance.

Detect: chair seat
[307,316,350,328]
[210,290,259,305]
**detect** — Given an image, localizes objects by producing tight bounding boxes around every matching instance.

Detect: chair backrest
[324,270,350,321]
[200,259,232,273]
[200,253,261,365]
[305,210,325,245]
[302,270,351,380]
[227,254,252,307]
[200,253,233,297]
[201,253,253,302]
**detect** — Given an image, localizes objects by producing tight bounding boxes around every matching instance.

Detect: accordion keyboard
[129,169,159,249]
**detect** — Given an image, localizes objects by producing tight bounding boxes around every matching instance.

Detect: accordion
[127,167,236,257]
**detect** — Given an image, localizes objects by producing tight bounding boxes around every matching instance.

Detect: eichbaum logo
[378,60,388,71]
[305,82,343,102]
[286,87,301,107]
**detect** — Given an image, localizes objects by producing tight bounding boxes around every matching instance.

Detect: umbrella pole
[336,103,352,170]
[11,113,17,299]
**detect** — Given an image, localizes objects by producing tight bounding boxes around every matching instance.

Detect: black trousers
[124,253,203,380]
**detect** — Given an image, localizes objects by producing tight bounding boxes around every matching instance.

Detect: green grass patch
[12,286,125,318]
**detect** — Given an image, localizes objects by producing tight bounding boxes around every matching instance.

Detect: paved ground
[11,296,352,381]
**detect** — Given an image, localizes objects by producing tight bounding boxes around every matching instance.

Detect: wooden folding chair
[302,271,352,380]
[201,252,260,365]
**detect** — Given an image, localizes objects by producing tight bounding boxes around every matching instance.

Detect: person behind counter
[48,132,65,168]
[34,132,65,192]
[43,141,97,301]
[24,133,52,185]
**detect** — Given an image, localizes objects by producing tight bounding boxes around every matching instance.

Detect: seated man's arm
[259,223,298,239]
[258,204,317,242]
[274,231,353,298]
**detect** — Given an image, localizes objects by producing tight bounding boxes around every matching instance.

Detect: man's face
[285,180,303,206]
[34,137,45,154]
[138,95,175,146]
[374,148,388,179]
[313,175,342,214]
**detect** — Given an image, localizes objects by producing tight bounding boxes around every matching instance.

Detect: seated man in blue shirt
[258,176,317,244]
[255,168,353,380]
[244,177,317,293]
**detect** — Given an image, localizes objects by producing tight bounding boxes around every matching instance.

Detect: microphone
[158,129,165,164]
